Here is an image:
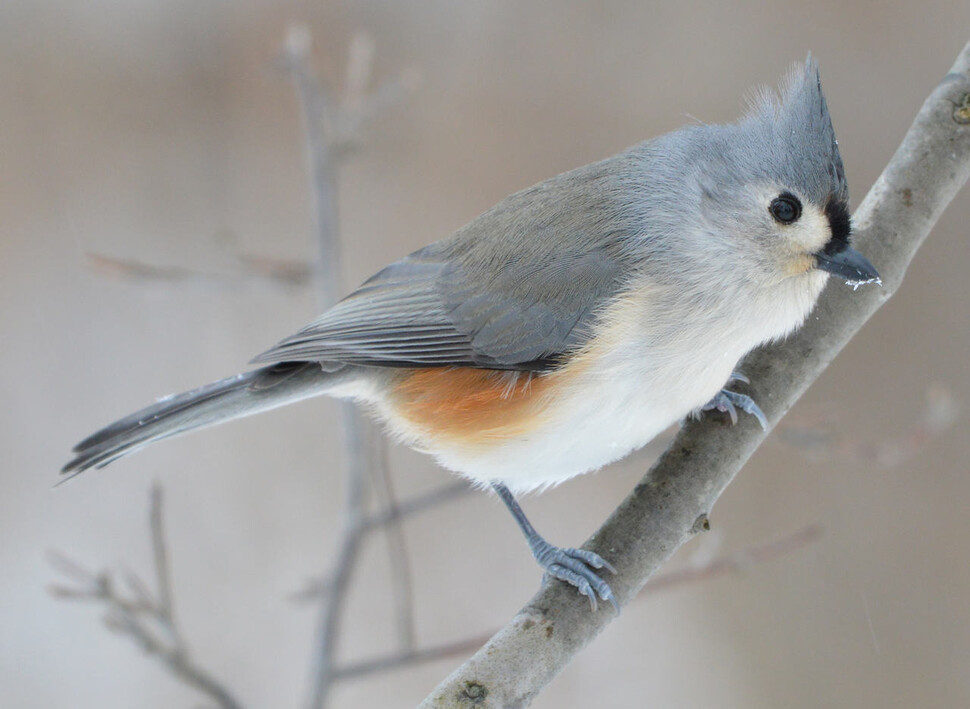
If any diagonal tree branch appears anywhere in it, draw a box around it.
[419,40,970,709]
[325,524,823,682]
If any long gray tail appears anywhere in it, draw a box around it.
[62,362,344,478]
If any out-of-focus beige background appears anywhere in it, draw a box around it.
[3,2,969,707]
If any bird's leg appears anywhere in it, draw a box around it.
[491,482,618,613]
[702,372,768,430]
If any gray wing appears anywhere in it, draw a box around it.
[253,152,643,370]
[253,249,490,367]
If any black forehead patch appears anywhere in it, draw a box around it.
[822,199,851,255]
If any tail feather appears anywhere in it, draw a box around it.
[62,362,342,477]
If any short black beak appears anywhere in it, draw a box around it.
[815,246,880,285]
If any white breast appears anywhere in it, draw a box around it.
[423,271,828,493]
[340,271,828,494]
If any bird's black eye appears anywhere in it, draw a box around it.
[769,193,802,224]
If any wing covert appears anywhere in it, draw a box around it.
[253,152,640,370]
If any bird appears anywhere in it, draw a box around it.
[63,56,879,612]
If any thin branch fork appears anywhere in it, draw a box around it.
[311,524,824,682]
[51,501,821,693]
[279,26,422,709]
[49,485,243,709]
[56,27,428,709]
[419,40,970,709]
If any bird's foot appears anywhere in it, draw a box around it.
[703,387,768,430]
[530,538,618,613]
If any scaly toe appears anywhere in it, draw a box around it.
[536,544,619,614]
[546,564,598,611]
[723,390,768,430]
[563,547,618,575]
[703,388,767,430]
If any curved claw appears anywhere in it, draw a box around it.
[567,547,618,575]
[702,389,767,431]
[546,564,598,611]
[703,390,738,424]
[724,390,769,430]
[534,542,619,614]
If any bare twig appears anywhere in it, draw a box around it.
[52,490,818,699]
[306,414,366,708]
[150,486,174,619]
[331,31,422,156]
[361,480,472,532]
[642,525,822,594]
[70,27,428,709]
[367,443,418,651]
[419,40,970,709]
[316,525,824,682]
[775,383,959,466]
[86,250,313,288]
[279,26,420,709]
[282,27,369,708]
[333,636,492,681]
[49,485,244,709]
[291,480,471,603]
[281,25,342,307]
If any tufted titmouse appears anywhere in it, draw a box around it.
[63,57,878,611]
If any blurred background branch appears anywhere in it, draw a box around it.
[49,486,244,709]
[274,27,423,709]
[49,494,824,689]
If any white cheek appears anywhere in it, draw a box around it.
[788,203,830,254]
